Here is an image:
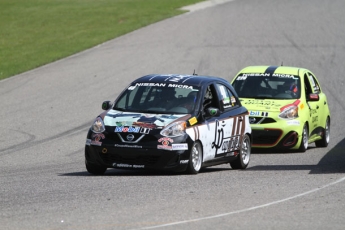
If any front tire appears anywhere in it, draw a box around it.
[298,123,309,152]
[230,134,251,169]
[315,117,330,147]
[186,142,203,174]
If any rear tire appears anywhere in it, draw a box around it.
[186,142,203,174]
[298,123,308,152]
[230,134,251,169]
[315,117,330,147]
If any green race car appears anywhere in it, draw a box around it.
[231,65,330,152]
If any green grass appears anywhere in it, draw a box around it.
[0,0,204,80]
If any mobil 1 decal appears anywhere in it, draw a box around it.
[212,116,245,156]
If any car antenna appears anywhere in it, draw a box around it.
[193,69,198,75]
[281,61,284,66]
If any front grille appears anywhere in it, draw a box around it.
[100,152,160,165]
[249,117,276,124]
[253,129,282,145]
[106,132,157,143]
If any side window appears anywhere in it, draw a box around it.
[216,83,239,111]
[304,74,313,95]
[203,84,219,110]
[116,86,140,108]
[307,73,321,94]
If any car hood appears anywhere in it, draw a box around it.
[239,98,302,113]
[103,109,190,129]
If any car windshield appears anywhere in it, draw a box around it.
[232,74,301,99]
[113,83,200,114]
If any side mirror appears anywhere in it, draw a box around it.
[102,101,112,110]
[307,93,319,101]
[206,107,220,117]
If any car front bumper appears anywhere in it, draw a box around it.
[85,142,191,172]
[250,120,303,150]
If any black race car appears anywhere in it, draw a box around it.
[85,74,252,174]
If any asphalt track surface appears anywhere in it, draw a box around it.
[1,0,345,229]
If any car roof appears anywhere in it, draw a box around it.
[132,74,230,87]
[236,65,309,76]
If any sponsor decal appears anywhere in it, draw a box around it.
[250,111,268,116]
[139,127,152,134]
[172,143,188,150]
[250,111,260,116]
[222,96,233,109]
[114,125,152,134]
[91,141,102,146]
[287,120,300,126]
[236,75,248,80]
[300,103,304,110]
[158,137,173,145]
[157,145,172,150]
[131,82,194,90]
[113,163,145,168]
[189,117,198,126]
[231,96,236,104]
[212,116,245,155]
[240,73,294,78]
[242,73,270,77]
[167,84,194,90]
[157,137,174,150]
[312,116,318,123]
[180,160,189,164]
[272,74,294,78]
[221,135,241,153]
[91,133,105,146]
[92,133,105,141]
[244,99,281,107]
[167,75,188,82]
[115,126,140,133]
[104,112,185,130]
[135,83,166,87]
[115,144,142,148]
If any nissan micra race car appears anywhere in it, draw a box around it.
[231,66,330,152]
[85,74,252,175]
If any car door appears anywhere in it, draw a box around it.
[195,83,248,162]
[304,72,324,138]
[215,83,249,154]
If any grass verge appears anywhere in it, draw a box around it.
[0,0,204,80]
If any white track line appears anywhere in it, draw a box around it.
[137,176,345,229]
[181,0,235,12]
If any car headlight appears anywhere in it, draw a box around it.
[91,117,105,133]
[279,105,298,119]
[160,121,186,137]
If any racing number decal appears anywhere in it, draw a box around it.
[212,116,245,156]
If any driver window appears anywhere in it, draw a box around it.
[203,84,219,110]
